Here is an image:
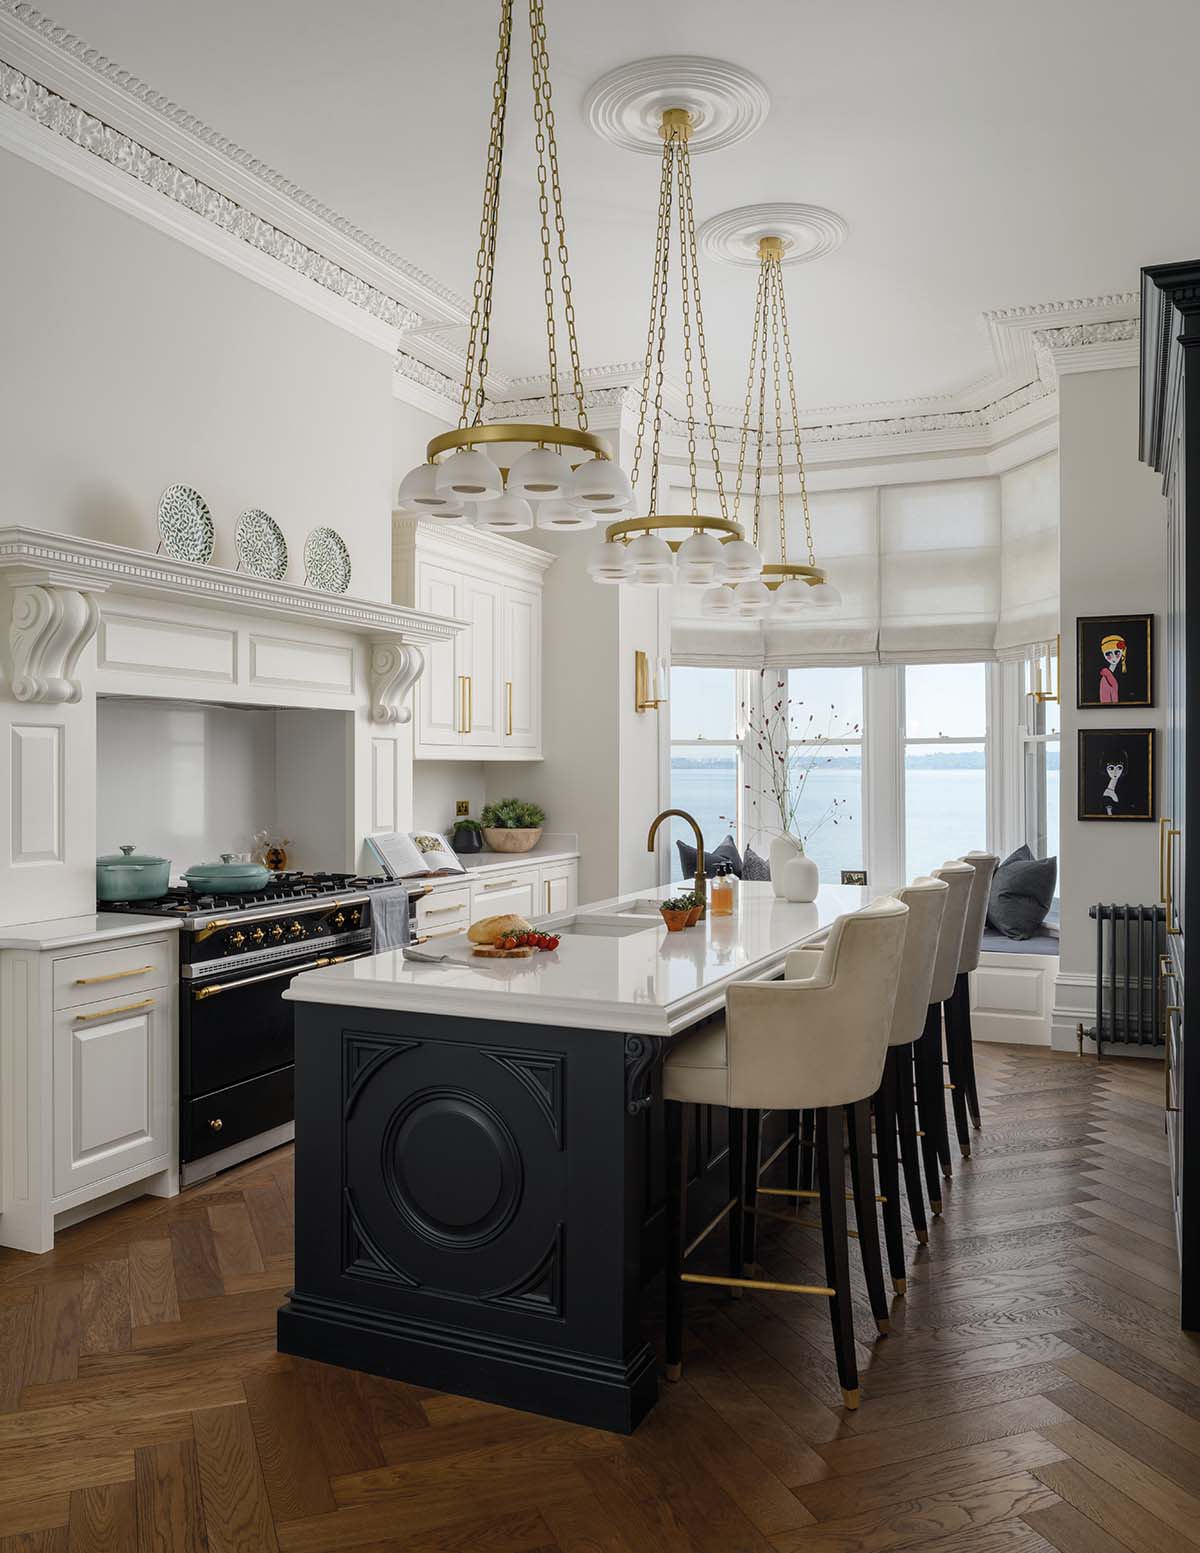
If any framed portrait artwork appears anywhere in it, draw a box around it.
[1076,614,1154,708]
[1077,728,1155,822]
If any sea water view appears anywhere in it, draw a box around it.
[669,754,1060,884]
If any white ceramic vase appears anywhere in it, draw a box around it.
[781,852,820,903]
[768,833,805,899]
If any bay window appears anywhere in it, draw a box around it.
[902,662,989,878]
[1020,658,1060,863]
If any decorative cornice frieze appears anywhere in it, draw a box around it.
[0,0,465,326]
[0,54,423,332]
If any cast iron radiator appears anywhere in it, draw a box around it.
[1084,903,1166,1056]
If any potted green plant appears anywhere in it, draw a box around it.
[660,897,691,932]
[480,798,546,854]
[450,817,483,855]
[680,890,704,926]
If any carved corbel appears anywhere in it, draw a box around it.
[6,580,105,704]
[369,640,424,725]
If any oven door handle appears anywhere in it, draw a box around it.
[191,951,368,1000]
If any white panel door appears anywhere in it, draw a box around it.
[502,584,541,752]
[53,994,170,1197]
[470,872,539,922]
[539,861,578,916]
[461,577,503,749]
[417,563,463,748]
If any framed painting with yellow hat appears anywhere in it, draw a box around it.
[1076,614,1154,709]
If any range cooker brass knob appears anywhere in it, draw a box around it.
[349,909,361,927]
[270,924,284,942]
[332,911,345,928]
[229,930,246,950]
[251,927,265,945]
[289,920,305,938]
[209,1118,223,1132]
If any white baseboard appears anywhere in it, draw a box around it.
[1051,968,1162,1057]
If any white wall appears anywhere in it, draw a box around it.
[1,149,394,599]
[1054,367,1168,1050]
[413,761,487,833]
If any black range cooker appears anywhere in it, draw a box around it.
[105,872,423,1184]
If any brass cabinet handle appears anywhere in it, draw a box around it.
[481,878,519,891]
[209,1118,224,1132]
[506,680,513,737]
[466,674,473,734]
[192,952,366,999]
[74,964,154,986]
[1166,1053,1180,1115]
[1159,817,1170,904]
[423,904,464,917]
[74,997,154,1022]
[1165,826,1183,936]
[457,675,466,734]
[545,880,551,913]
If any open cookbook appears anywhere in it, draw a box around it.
[365,831,466,880]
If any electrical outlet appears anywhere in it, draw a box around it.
[455,799,471,817]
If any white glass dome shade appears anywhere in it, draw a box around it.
[435,447,504,503]
[719,538,764,581]
[397,462,457,512]
[676,530,726,585]
[473,494,534,532]
[509,446,569,499]
[733,579,771,619]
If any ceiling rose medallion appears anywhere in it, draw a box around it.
[697,202,848,268]
[583,56,769,155]
[397,0,632,535]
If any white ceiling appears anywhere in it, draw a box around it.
[40,0,1200,408]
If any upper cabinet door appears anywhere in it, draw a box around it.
[503,584,541,752]
[461,576,503,749]
[417,563,463,747]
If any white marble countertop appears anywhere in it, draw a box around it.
[0,913,181,951]
[284,880,870,1036]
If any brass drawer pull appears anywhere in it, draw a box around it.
[506,679,513,737]
[74,964,154,986]
[481,878,519,890]
[74,997,154,1022]
[423,904,464,917]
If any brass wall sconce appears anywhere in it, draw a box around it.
[1029,633,1061,704]
[635,651,668,713]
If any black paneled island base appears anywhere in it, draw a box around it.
[278,883,863,1431]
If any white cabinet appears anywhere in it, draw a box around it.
[0,929,178,1254]
[54,992,170,1197]
[394,521,553,761]
[539,860,578,916]
[470,871,540,923]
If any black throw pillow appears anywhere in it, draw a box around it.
[677,833,743,879]
[987,845,1057,940]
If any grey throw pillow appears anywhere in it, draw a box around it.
[677,833,742,879]
[742,845,771,881]
[987,845,1057,940]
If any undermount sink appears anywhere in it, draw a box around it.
[611,899,666,917]
[559,914,660,938]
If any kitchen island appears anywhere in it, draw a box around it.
[279,880,867,1431]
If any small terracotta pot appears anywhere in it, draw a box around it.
[685,905,703,926]
[661,908,690,933]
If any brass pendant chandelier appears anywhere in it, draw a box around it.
[701,235,841,620]
[397,0,632,535]
[588,109,762,586]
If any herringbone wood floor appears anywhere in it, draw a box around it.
[0,1044,1197,1552]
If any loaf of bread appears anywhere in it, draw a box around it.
[467,913,532,946]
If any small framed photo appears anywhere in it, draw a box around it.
[1076,614,1154,708]
[1077,728,1155,822]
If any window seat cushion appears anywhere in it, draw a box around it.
[980,924,1059,956]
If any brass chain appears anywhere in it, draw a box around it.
[527,1,559,423]
[648,143,674,517]
[775,254,816,567]
[733,261,767,529]
[679,139,727,519]
[674,126,699,511]
[460,0,512,429]
[768,259,788,564]
[529,0,587,427]
[629,135,673,514]
[753,278,768,549]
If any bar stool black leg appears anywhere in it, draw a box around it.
[955,973,983,1129]
[816,1107,860,1408]
[799,1109,816,1192]
[915,1004,950,1212]
[895,1042,930,1244]
[785,1108,801,1194]
[873,1051,908,1294]
[847,1098,890,1333]
[742,1108,763,1268]
[728,1108,746,1286]
[664,1099,687,1381]
[944,995,972,1158]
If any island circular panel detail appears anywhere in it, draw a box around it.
[583,55,770,155]
[697,202,849,268]
[383,1090,523,1250]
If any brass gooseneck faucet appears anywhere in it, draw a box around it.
[647,809,706,917]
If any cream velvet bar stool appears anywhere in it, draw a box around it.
[944,851,999,1146]
[915,860,975,1213]
[662,896,909,1410]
